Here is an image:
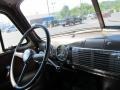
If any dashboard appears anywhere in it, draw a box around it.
[56,45,120,78]
[51,33,120,79]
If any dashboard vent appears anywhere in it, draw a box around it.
[72,47,120,74]
[93,52,110,71]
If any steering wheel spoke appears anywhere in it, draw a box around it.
[17,64,27,84]
[14,52,23,59]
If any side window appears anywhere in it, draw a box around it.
[0,14,26,52]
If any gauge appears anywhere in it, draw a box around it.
[56,45,68,61]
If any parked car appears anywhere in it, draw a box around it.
[42,21,49,27]
[4,25,17,33]
[87,13,97,19]
[61,18,74,27]
[61,17,82,27]
[73,16,82,24]
[41,20,59,28]
[49,20,60,27]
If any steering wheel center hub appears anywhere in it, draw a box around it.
[23,49,33,62]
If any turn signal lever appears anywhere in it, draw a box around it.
[33,52,60,71]
[48,59,61,70]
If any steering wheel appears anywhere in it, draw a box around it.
[10,25,51,89]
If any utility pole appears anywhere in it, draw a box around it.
[51,2,55,13]
[46,0,50,16]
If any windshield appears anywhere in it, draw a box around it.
[20,0,101,37]
[98,0,120,27]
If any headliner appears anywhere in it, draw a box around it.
[0,0,23,7]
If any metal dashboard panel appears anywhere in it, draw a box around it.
[83,34,120,50]
[105,35,120,50]
[84,38,105,49]
[70,34,120,79]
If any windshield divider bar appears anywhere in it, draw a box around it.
[92,0,105,30]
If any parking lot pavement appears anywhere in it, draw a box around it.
[48,19,100,36]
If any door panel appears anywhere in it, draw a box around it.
[0,52,13,83]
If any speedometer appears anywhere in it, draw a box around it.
[56,45,68,61]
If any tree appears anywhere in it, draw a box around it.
[70,7,80,17]
[79,3,94,16]
[100,1,114,11]
[54,0,120,20]
[60,5,70,18]
[70,3,94,17]
[113,0,120,12]
[100,0,120,12]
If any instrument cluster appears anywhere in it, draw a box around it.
[56,45,69,61]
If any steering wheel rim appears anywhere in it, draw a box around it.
[10,25,51,89]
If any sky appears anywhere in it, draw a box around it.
[20,0,115,16]
[21,0,113,16]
